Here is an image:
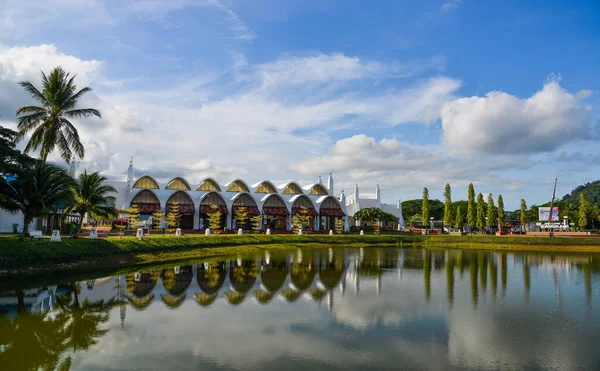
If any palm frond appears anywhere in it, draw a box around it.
[64,107,102,119]
[15,105,46,115]
[62,86,93,111]
[18,81,48,106]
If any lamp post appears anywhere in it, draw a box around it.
[485,217,489,234]
[430,217,434,230]
[563,216,568,231]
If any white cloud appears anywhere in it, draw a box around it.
[441,0,463,12]
[576,89,594,100]
[440,81,591,154]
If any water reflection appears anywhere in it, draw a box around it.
[1,247,599,371]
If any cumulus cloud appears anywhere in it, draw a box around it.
[440,81,591,154]
[441,0,463,12]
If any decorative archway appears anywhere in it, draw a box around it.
[291,195,318,230]
[280,182,303,195]
[318,196,346,231]
[231,193,259,230]
[165,177,191,190]
[133,175,159,189]
[253,181,277,194]
[166,191,195,229]
[261,194,289,230]
[225,179,250,193]
[307,183,329,196]
[197,178,221,192]
[130,189,161,214]
[198,191,227,230]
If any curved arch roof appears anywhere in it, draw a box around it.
[303,183,329,195]
[131,189,161,204]
[278,181,304,195]
[133,175,160,189]
[165,177,191,190]
[197,178,221,192]
[289,194,316,209]
[224,179,250,193]
[251,180,278,194]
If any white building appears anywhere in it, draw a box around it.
[0,159,405,233]
[344,183,406,229]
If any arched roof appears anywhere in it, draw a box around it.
[126,273,158,298]
[316,195,345,216]
[224,179,250,193]
[319,263,344,289]
[290,263,317,291]
[252,180,278,194]
[194,293,218,307]
[133,175,159,189]
[130,189,161,205]
[260,261,288,292]
[304,183,329,196]
[290,194,316,210]
[127,294,155,311]
[225,291,246,306]
[231,192,258,207]
[261,193,287,207]
[166,190,194,205]
[165,177,191,190]
[199,191,227,205]
[230,261,258,294]
[162,266,193,296]
[197,178,221,192]
[161,293,187,309]
[196,262,227,295]
[253,291,275,305]
[279,181,304,195]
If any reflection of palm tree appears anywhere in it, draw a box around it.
[56,291,114,352]
[0,303,69,370]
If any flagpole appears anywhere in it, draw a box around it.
[549,174,558,237]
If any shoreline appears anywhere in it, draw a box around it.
[2,234,600,276]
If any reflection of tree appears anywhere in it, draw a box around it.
[423,250,432,302]
[290,261,316,291]
[224,291,246,305]
[489,258,498,298]
[523,254,530,302]
[194,293,218,307]
[500,253,508,296]
[253,291,275,305]
[445,253,455,306]
[582,263,592,307]
[230,260,259,294]
[0,306,69,371]
[470,255,479,309]
[478,252,488,293]
[281,289,302,302]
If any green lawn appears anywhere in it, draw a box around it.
[2,233,600,273]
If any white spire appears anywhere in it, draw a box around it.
[127,156,134,183]
[354,183,359,201]
[376,183,380,201]
[327,173,334,195]
[68,160,77,178]
[339,187,346,203]
[318,175,323,184]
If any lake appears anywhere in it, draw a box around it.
[1,246,599,371]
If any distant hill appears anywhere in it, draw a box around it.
[562,180,600,205]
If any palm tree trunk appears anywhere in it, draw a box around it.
[20,216,31,241]
[73,214,85,238]
[16,290,25,312]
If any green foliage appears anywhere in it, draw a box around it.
[152,211,165,230]
[402,199,444,221]
[207,204,222,232]
[335,218,343,234]
[443,183,452,226]
[373,218,381,235]
[15,66,101,163]
[250,215,261,233]
[66,171,117,237]
[234,207,249,230]
[0,161,74,240]
[497,195,505,228]
[454,205,463,229]
[0,125,34,175]
[579,193,588,229]
[476,193,485,229]
[520,199,527,226]
[165,204,181,233]
[353,207,396,224]
[127,206,140,230]
[467,183,475,227]
[422,188,430,228]
[292,206,311,233]
[487,194,496,227]
[562,180,600,206]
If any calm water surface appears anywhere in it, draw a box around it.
[1,246,599,371]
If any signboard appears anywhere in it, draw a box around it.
[538,207,559,222]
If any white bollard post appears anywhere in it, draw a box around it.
[298,229,304,235]
[89,227,98,239]
[360,230,364,236]
[51,230,61,242]
[238,228,243,235]
[136,228,144,239]
[175,228,182,236]
[266,228,271,235]
[205,228,211,236]
[329,230,333,235]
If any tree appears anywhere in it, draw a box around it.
[207,204,222,232]
[454,205,463,229]
[487,193,496,229]
[152,211,165,231]
[165,204,181,233]
[476,193,485,230]
[66,171,117,238]
[467,183,475,227]
[0,125,34,176]
[373,218,381,235]
[520,199,528,231]
[15,67,102,163]
[250,215,261,233]
[0,161,74,240]
[497,195,505,230]
[127,205,140,230]
[234,207,249,230]
[443,183,452,226]
[422,187,430,229]
[292,206,312,233]
[354,207,397,226]
[335,218,343,234]
[401,199,444,221]
[579,193,588,229]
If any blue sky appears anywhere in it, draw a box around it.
[0,0,599,209]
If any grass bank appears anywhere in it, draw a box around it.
[0,234,424,272]
[425,235,600,252]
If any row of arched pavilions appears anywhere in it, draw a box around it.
[125,175,348,230]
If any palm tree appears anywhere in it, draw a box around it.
[0,161,74,240]
[15,66,101,163]
[67,171,117,238]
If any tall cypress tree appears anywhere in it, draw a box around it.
[487,193,496,229]
[443,183,452,226]
[497,195,505,230]
[454,205,463,229]
[467,183,475,227]
[579,193,588,229]
[476,193,485,230]
[520,199,527,231]
[422,187,430,229]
